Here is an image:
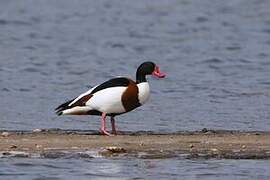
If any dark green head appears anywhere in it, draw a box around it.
[136,61,166,83]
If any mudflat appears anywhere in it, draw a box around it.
[1,129,270,159]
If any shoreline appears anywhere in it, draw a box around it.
[1,129,270,159]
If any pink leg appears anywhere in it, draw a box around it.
[111,116,117,135]
[100,113,112,136]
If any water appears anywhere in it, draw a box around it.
[1,157,269,180]
[1,0,270,131]
[0,0,270,179]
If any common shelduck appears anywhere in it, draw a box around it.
[55,61,166,136]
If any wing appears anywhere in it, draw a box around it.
[55,77,130,113]
[69,77,130,106]
[55,85,97,114]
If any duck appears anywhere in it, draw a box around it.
[55,61,166,136]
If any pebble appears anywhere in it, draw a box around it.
[33,129,42,133]
[189,144,194,148]
[105,146,126,153]
[1,132,10,137]
[99,146,126,156]
[9,145,17,149]
[35,144,42,149]
[211,148,219,153]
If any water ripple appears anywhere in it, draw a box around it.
[0,19,32,26]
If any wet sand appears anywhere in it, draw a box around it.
[1,129,270,159]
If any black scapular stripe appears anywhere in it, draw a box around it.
[91,77,130,94]
[55,98,75,111]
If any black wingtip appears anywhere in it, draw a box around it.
[55,106,64,116]
[56,111,63,116]
[55,98,75,115]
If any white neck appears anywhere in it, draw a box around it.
[137,82,150,105]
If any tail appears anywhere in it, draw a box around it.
[55,99,75,116]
